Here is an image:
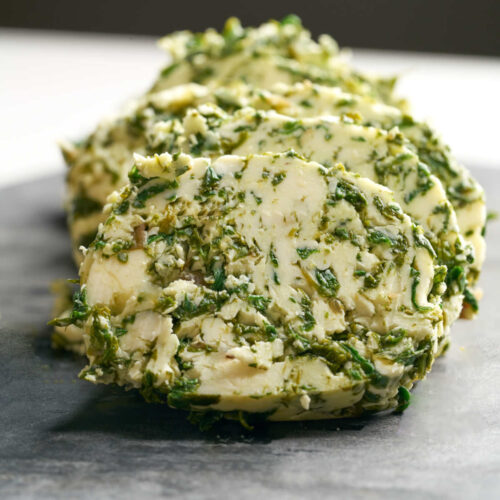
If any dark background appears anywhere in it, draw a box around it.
[1,0,499,56]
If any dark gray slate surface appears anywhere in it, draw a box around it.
[1,170,499,500]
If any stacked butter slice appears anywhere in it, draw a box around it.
[53,16,485,424]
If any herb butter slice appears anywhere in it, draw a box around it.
[58,98,470,353]
[241,81,486,281]
[61,152,444,421]
[61,84,206,261]
[148,106,471,339]
[151,17,404,110]
[62,81,483,293]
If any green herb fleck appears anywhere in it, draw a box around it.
[247,295,271,313]
[395,386,411,413]
[271,171,287,186]
[296,247,319,259]
[314,267,340,297]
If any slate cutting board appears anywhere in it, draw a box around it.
[1,170,499,499]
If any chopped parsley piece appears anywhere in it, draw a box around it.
[269,245,279,267]
[212,264,226,292]
[128,165,149,187]
[160,62,180,78]
[332,180,367,212]
[247,294,271,313]
[133,180,178,208]
[296,247,319,259]
[463,287,479,313]
[271,171,287,185]
[368,230,395,246]
[395,386,411,413]
[49,288,90,327]
[113,200,129,215]
[202,165,221,194]
[167,377,201,410]
[279,120,305,135]
[280,14,302,25]
[314,267,340,297]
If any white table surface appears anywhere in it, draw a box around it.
[1,28,500,189]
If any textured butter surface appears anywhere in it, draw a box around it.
[64,153,445,420]
[151,17,402,108]
[52,16,487,424]
[60,92,478,354]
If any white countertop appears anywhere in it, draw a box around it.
[1,28,500,188]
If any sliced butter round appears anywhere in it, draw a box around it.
[73,153,444,421]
